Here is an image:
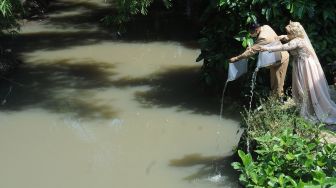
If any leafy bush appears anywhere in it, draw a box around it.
[21,0,50,18]
[233,97,336,187]
[242,97,312,139]
[102,0,172,26]
[0,0,22,34]
[232,132,336,187]
[0,0,24,74]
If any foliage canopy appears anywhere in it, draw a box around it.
[198,0,336,89]
[0,0,22,34]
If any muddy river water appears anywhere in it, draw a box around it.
[0,1,242,187]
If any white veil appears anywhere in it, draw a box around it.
[296,22,321,66]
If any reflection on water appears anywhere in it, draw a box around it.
[0,0,242,188]
[170,154,240,187]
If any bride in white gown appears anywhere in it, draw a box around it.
[260,21,336,124]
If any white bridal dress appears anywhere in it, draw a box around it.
[266,37,336,124]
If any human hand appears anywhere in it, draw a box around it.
[259,46,268,52]
[278,35,289,42]
[229,57,238,63]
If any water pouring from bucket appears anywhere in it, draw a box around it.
[247,42,282,110]
[220,42,282,119]
[219,59,248,120]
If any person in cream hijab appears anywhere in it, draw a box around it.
[260,21,336,124]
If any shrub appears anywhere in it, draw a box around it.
[0,0,22,34]
[232,132,336,187]
[102,0,172,26]
[232,97,336,187]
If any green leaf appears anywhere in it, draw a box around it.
[303,185,323,188]
[297,6,304,18]
[238,150,253,167]
[278,174,285,186]
[242,40,247,48]
[286,3,291,10]
[285,153,295,160]
[304,159,314,168]
[267,180,276,187]
[324,177,336,186]
[307,143,316,150]
[265,9,271,21]
[272,145,284,152]
[239,174,248,184]
[219,0,226,7]
[317,160,327,167]
[285,176,297,187]
[250,171,259,184]
[234,36,244,41]
[255,149,267,154]
[196,53,204,62]
[312,169,326,183]
[247,39,254,47]
[231,162,242,170]
[297,180,305,188]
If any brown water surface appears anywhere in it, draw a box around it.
[0,1,242,187]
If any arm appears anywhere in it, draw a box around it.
[277,35,289,42]
[229,44,261,62]
[236,44,260,60]
[264,39,301,52]
[230,36,269,62]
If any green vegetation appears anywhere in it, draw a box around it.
[0,0,22,34]
[232,98,336,187]
[0,0,23,74]
[102,0,172,26]
[0,0,50,35]
[197,0,336,93]
[106,0,336,99]
[234,141,336,187]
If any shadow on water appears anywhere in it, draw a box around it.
[111,66,242,120]
[44,0,201,41]
[169,154,240,187]
[0,59,118,120]
[43,1,115,30]
[0,0,241,120]
[0,63,241,120]
[1,1,110,52]
[4,0,200,53]
[8,31,113,52]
